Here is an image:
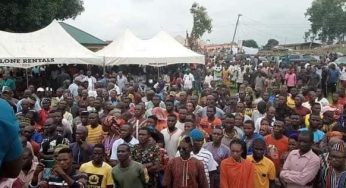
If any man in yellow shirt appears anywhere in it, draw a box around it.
[287,87,298,109]
[86,112,103,145]
[80,144,114,188]
[247,138,276,188]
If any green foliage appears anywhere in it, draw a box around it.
[0,0,84,32]
[305,0,346,43]
[190,2,212,40]
[242,39,259,48]
[263,39,279,50]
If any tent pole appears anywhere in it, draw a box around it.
[103,57,106,75]
[157,66,159,80]
[26,68,29,88]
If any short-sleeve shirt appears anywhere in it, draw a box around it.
[264,135,288,171]
[79,161,114,188]
[0,99,22,168]
[161,128,183,158]
[247,156,276,188]
[110,137,139,160]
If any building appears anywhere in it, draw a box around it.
[59,22,108,52]
[276,42,322,50]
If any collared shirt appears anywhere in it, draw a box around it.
[19,162,38,188]
[247,156,276,188]
[280,149,321,188]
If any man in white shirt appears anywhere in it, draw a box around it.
[85,71,96,92]
[116,71,128,93]
[161,114,183,158]
[110,124,139,162]
[68,77,81,97]
[183,69,195,90]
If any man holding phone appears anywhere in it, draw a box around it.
[30,148,87,188]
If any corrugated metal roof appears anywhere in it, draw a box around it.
[59,22,107,45]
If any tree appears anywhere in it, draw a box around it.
[187,2,212,50]
[305,0,346,43]
[242,39,259,48]
[263,39,279,50]
[0,0,84,32]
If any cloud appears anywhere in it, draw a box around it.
[66,0,314,45]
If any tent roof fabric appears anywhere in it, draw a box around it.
[0,20,102,68]
[59,22,107,45]
[97,30,205,67]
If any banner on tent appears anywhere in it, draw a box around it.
[0,58,55,64]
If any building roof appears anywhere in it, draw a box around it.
[59,22,107,46]
[279,42,322,47]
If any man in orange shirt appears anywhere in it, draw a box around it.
[264,120,288,174]
[199,106,222,139]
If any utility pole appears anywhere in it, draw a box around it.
[231,14,242,54]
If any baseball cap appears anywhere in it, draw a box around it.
[37,87,45,92]
[2,86,11,93]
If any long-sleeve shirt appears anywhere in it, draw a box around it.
[280,149,320,188]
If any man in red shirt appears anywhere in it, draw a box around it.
[199,106,222,139]
[264,120,288,174]
[294,95,311,118]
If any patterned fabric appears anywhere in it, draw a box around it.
[323,166,346,188]
[132,144,161,188]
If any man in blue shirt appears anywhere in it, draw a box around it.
[0,98,23,178]
[243,120,263,155]
[299,114,325,144]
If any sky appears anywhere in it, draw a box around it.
[65,0,314,46]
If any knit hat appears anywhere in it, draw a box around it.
[189,128,204,141]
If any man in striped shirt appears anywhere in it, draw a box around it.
[189,129,218,188]
[86,112,103,145]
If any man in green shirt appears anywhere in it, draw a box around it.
[0,73,16,91]
[112,143,148,188]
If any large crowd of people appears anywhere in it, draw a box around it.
[1,53,346,188]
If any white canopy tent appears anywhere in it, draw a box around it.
[0,20,103,68]
[242,47,259,55]
[97,30,205,67]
